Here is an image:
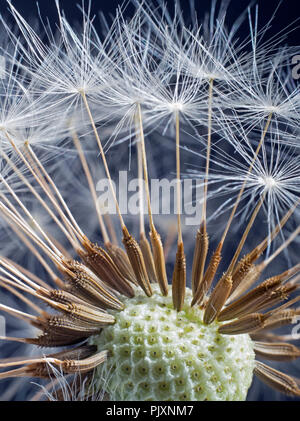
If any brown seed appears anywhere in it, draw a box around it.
[0,345,99,378]
[27,333,85,348]
[218,313,266,335]
[105,242,137,285]
[140,232,157,283]
[172,241,186,312]
[41,275,124,311]
[203,273,232,324]
[191,224,209,296]
[218,277,283,322]
[250,284,297,315]
[231,255,255,295]
[227,263,263,303]
[191,243,222,306]
[47,300,115,326]
[122,226,152,297]
[31,314,103,342]
[149,227,168,296]
[58,351,108,374]
[254,341,300,361]
[258,309,300,332]
[254,361,300,397]
[79,241,135,298]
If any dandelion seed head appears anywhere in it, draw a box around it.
[0,0,299,403]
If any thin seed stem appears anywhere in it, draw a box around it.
[0,187,59,284]
[1,147,79,250]
[191,80,214,298]
[262,225,300,269]
[81,91,125,228]
[4,133,80,245]
[175,110,182,245]
[0,187,62,260]
[71,130,109,244]
[228,191,266,274]
[136,126,145,237]
[220,112,273,246]
[0,200,63,268]
[136,103,154,230]
[135,114,157,283]
[201,77,214,231]
[25,141,86,240]
[2,256,54,289]
[136,103,168,295]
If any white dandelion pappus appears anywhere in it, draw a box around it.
[4,0,121,132]
[186,124,300,250]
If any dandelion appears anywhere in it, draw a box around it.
[0,0,300,402]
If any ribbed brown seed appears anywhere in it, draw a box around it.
[218,277,283,322]
[27,334,85,348]
[140,232,157,283]
[218,313,266,335]
[231,256,255,295]
[80,241,135,298]
[251,284,297,315]
[172,242,186,312]
[230,243,264,295]
[62,259,121,296]
[191,243,222,307]
[257,309,300,332]
[40,282,123,312]
[58,351,108,374]
[8,315,88,348]
[64,281,122,311]
[35,351,108,377]
[0,345,98,379]
[48,301,115,326]
[70,271,124,309]
[254,341,300,361]
[250,332,300,342]
[191,224,209,297]
[47,316,102,335]
[0,345,96,367]
[122,226,152,297]
[227,263,263,303]
[254,361,300,397]
[150,227,168,296]
[38,288,88,306]
[52,345,98,359]
[203,273,232,324]
[31,314,102,339]
[105,242,137,285]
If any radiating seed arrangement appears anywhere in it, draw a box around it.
[0,0,300,401]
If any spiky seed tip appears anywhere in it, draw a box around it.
[90,285,255,401]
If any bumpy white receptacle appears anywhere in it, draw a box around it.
[90,285,255,401]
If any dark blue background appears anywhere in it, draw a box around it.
[0,0,299,46]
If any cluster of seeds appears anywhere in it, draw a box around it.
[0,0,300,402]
